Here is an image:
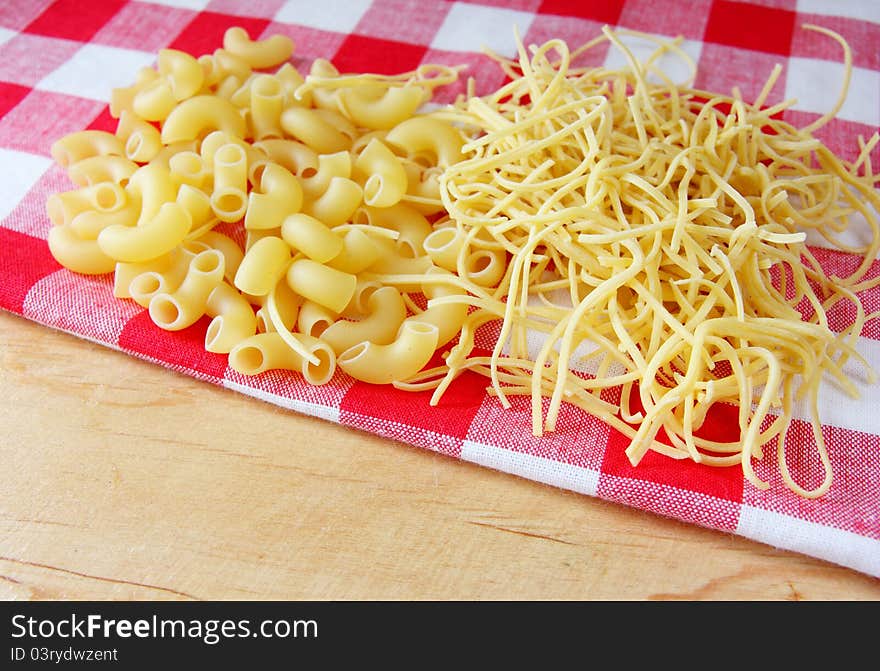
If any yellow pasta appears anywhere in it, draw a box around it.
[286,259,356,314]
[280,213,343,263]
[354,138,408,208]
[148,249,225,330]
[234,235,291,297]
[337,320,439,385]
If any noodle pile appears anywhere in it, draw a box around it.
[409,26,879,497]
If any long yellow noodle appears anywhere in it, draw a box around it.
[430,26,880,498]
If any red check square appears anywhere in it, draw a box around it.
[0,82,30,119]
[24,0,127,43]
[0,227,61,313]
[538,0,625,26]
[332,34,427,76]
[704,0,795,56]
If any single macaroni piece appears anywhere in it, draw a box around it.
[149,249,225,330]
[168,151,210,189]
[244,162,303,231]
[384,116,465,167]
[196,230,245,283]
[204,281,258,353]
[176,183,215,235]
[157,48,205,101]
[125,246,194,307]
[113,250,179,299]
[161,94,247,144]
[116,111,163,163]
[223,26,294,70]
[67,155,138,187]
[210,143,249,222]
[321,286,407,355]
[148,140,200,170]
[132,78,177,122]
[251,138,318,179]
[356,203,432,258]
[423,226,463,272]
[97,201,192,263]
[280,106,351,154]
[337,84,426,131]
[249,74,284,140]
[229,332,336,385]
[401,161,444,215]
[354,138,408,208]
[69,194,140,240]
[286,258,356,314]
[280,213,343,263]
[302,176,362,227]
[125,163,177,227]
[337,320,439,384]
[299,151,351,200]
[275,62,311,107]
[234,235,291,296]
[48,224,116,275]
[325,227,383,274]
[50,130,125,168]
[296,300,336,338]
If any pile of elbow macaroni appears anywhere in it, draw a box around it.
[47,27,473,387]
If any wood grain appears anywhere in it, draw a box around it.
[1,310,878,601]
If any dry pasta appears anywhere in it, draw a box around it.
[42,25,879,499]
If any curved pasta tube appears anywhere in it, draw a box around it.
[46,182,128,227]
[157,48,205,101]
[125,163,177,226]
[98,201,192,263]
[337,320,439,384]
[48,225,116,275]
[423,226,463,271]
[354,138,407,208]
[244,162,303,231]
[463,248,507,288]
[196,230,244,283]
[148,249,225,331]
[249,74,284,140]
[161,95,247,144]
[50,130,125,168]
[234,235,291,297]
[286,258,356,314]
[148,140,200,170]
[168,151,210,189]
[303,176,362,227]
[326,227,383,274]
[321,286,407,355]
[299,150,351,200]
[125,246,193,306]
[132,78,176,122]
[210,143,248,222]
[384,116,465,167]
[251,138,318,180]
[223,26,294,70]
[281,213,343,263]
[356,202,432,258]
[229,332,336,385]
[67,156,138,187]
[367,239,434,277]
[204,281,258,353]
[176,183,214,234]
[409,270,469,348]
[337,84,426,130]
[116,111,162,163]
[296,300,336,338]
[280,106,351,154]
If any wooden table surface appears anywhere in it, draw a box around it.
[1,309,878,601]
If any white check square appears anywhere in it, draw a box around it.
[796,0,880,25]
[0,148,53,224]
[431,2,536,58]
[35,43,156,102]
[274,0,373,34]
[0,27,15,48]
[785,57,880,127]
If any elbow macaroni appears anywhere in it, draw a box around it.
[45,26,467,391]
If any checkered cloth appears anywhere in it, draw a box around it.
[1,0,878,578]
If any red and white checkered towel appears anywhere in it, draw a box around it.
[1,0,878,578]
